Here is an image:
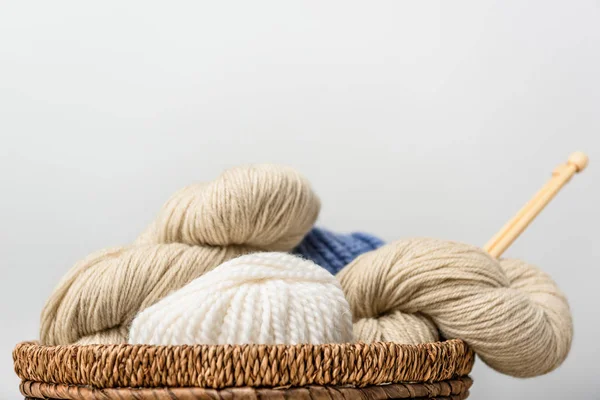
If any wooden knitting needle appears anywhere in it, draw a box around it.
[484,151,588,258]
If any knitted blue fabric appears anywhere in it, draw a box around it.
[293,227,385,275]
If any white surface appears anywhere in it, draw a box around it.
[1,1,598,398]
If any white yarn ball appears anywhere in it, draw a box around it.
[129,252,354,345]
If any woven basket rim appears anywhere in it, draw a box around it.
[14,339,474,390]
[20,377,473,400]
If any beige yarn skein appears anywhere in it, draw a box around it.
[40,164,320,345]
[337,238,573,378]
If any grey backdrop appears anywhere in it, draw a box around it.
[1,1,599,398]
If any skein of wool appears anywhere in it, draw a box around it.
[337,238,573,378]
[129,253,354,345]
[40,164,320,345]
[294,227,384,274]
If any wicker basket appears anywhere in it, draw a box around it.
[13,339,474,399]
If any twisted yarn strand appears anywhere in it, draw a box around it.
[294,227,384,274]
[40,164,320,345]
[337,238,573,377]
[129,252,354,345]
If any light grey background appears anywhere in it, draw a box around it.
[1,1,599,398]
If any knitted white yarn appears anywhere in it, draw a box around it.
[128,252,354,345]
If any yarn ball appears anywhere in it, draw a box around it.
[294,227,384,274]
[337,238,573,378]
[40,164,320,345]
[129,253,354,345]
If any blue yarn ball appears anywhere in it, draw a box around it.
[293,227,384,275]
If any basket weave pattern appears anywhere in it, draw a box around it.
[14,339,474,399]
[20,378,473,400]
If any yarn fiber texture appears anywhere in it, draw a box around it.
[294,227,384,274]
[337,237,573,378]
[40,164,320,345]
[129,252,354,345]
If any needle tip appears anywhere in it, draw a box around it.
[568,152,589,172]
